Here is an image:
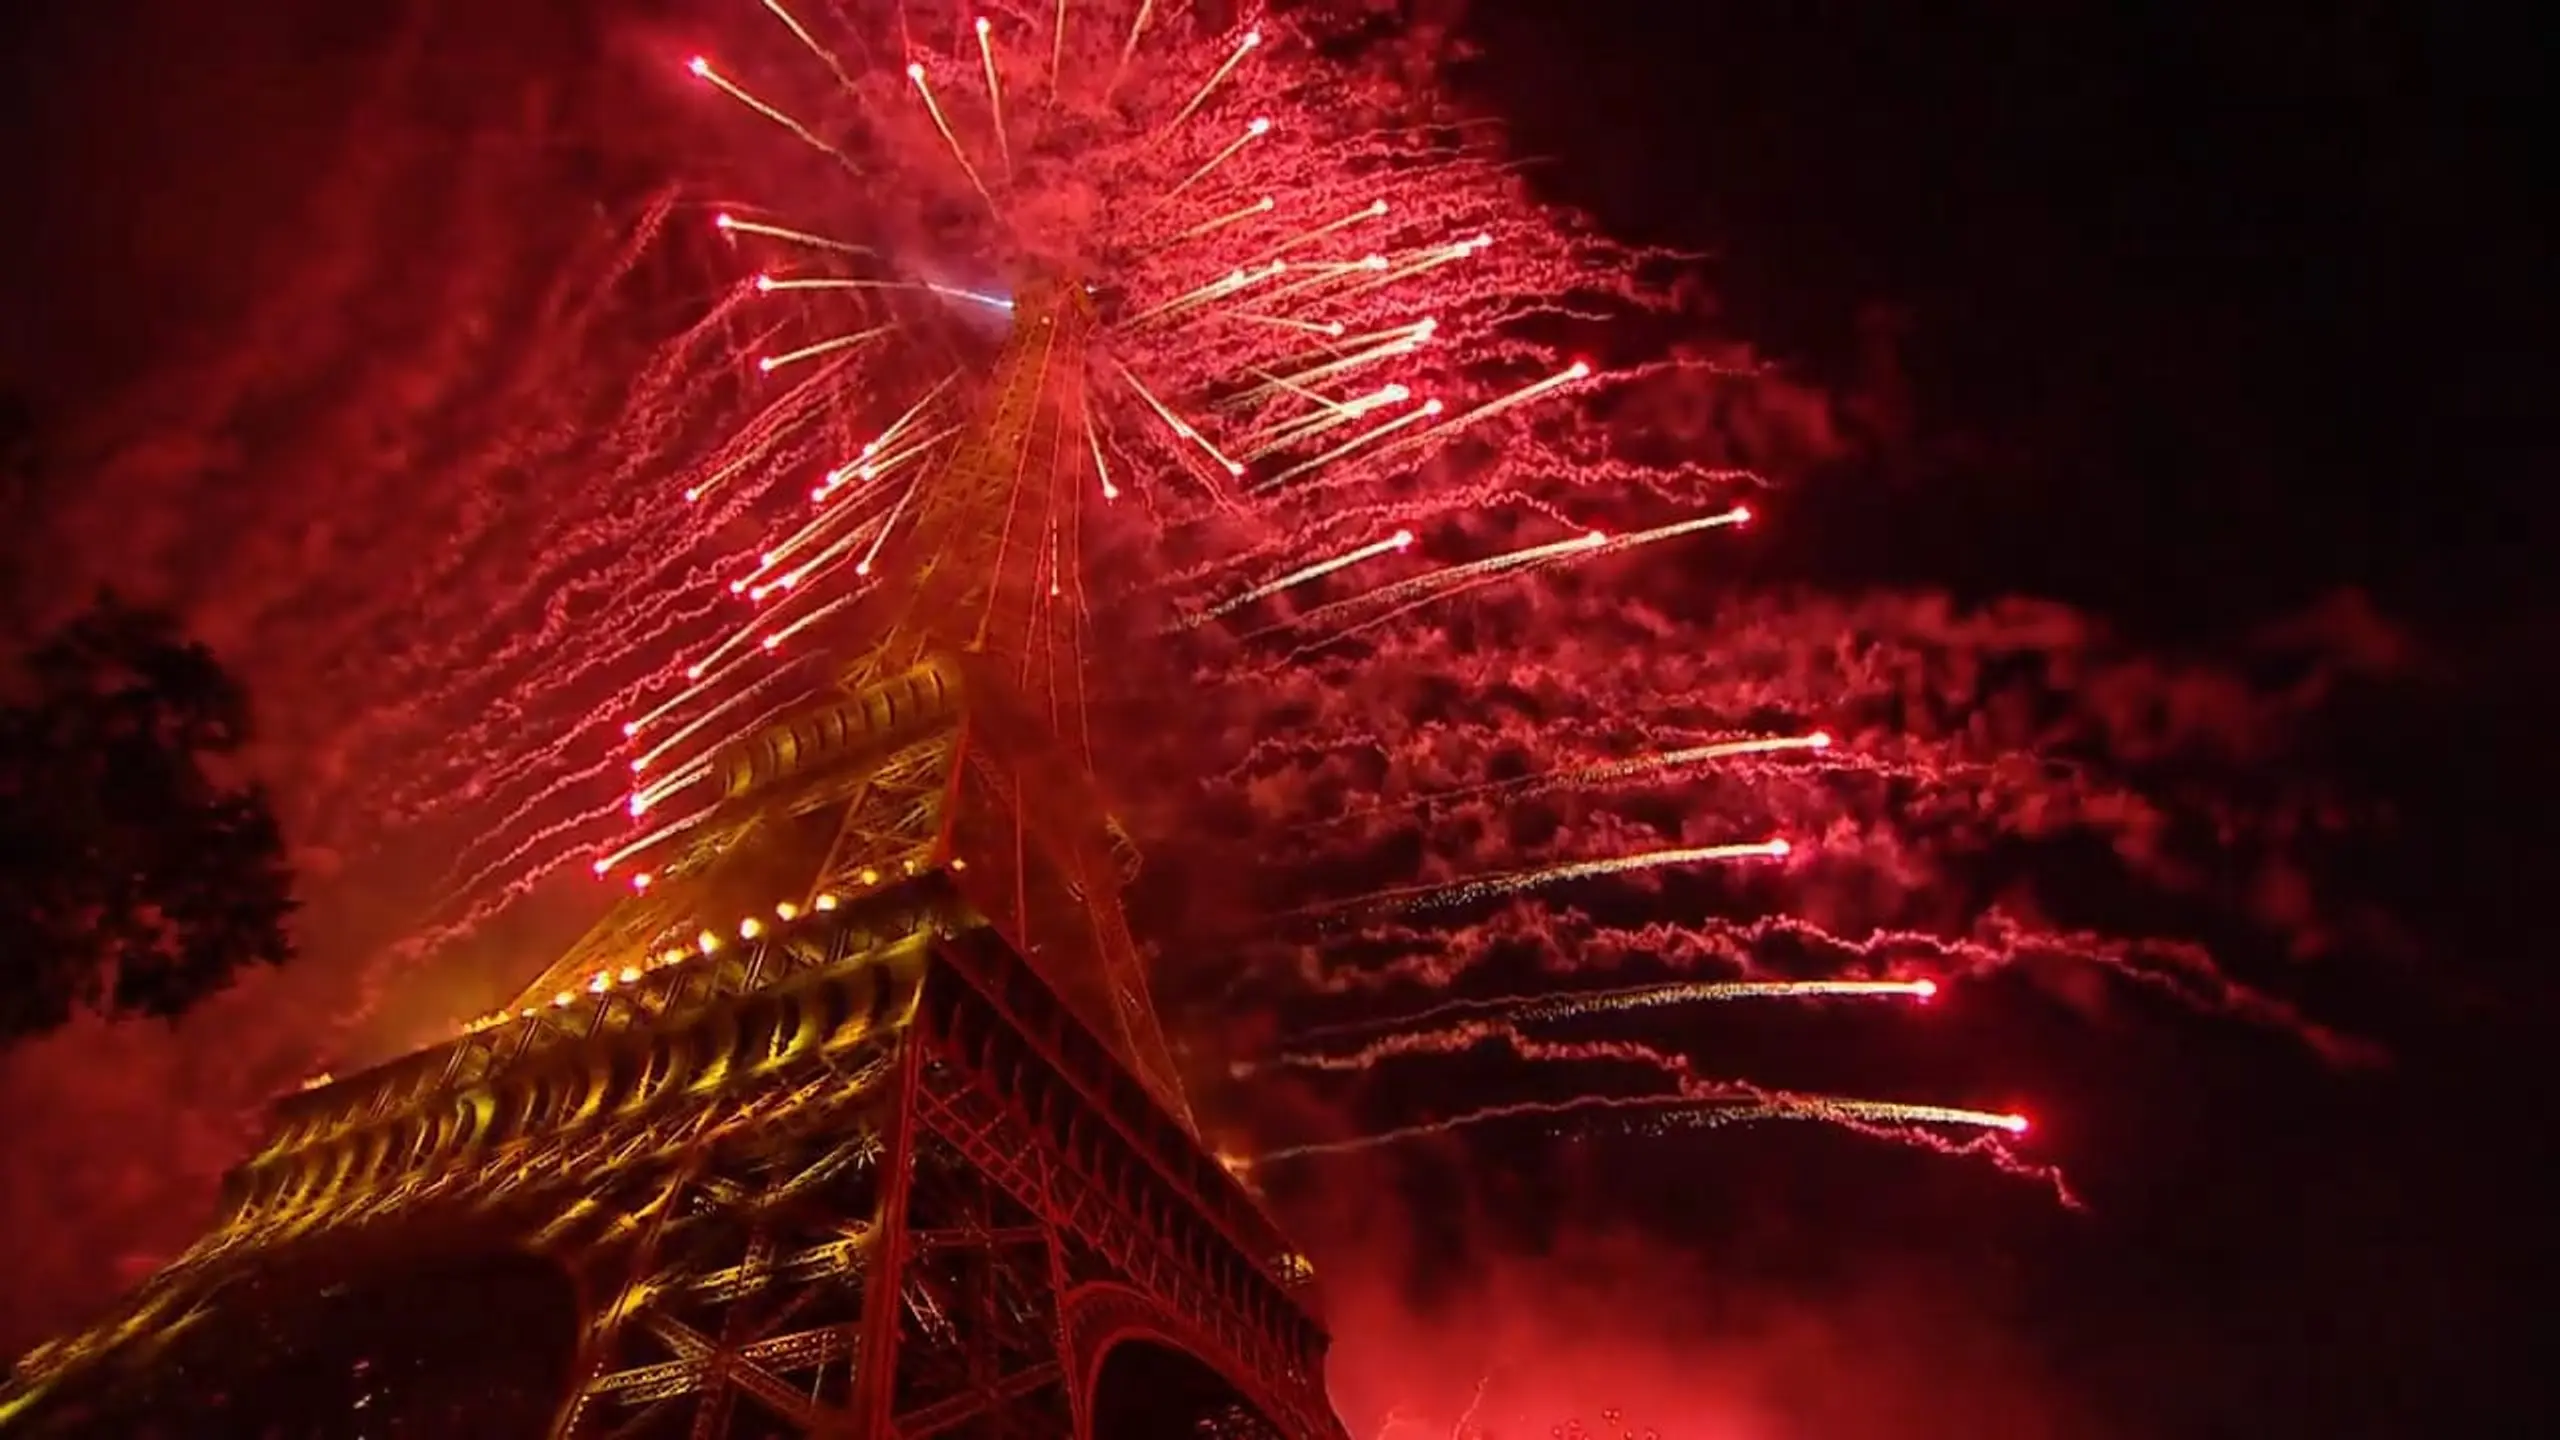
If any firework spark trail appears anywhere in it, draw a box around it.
[1266,508,1757,663]
[1251,1089,2031,1166]
[1297,731,1835,832]
[1250,981,1933,1078]
[1276,976,1936,1056]
[1182,528,1416,626]
[1300,840,1795,921]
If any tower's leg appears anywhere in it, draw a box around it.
[851,1042,921,1439]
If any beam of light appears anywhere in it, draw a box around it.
[1279,524,1606,632]
[682,602,793,684]
[1239,382,1405,458]
[743,487,892,595]
[1269,506,1752,655]
[1650,1098,2031,1136]
[756,325,891,374]
[1587,505,1753,555]
[1120,365,1245,478]
[1242,371,1365,428]
[752,275,909,294]
[687,56,848,165]
[974,18,1012,173]
[713,213,874,256]
[1307,838,1793,917]
[1307,730,1833,830]
[1251,315,1431,372]
[1160,28,1261,139]
[641,689,821,815]
[758,0,853,92]
[812,426,959,513]
[1222,319,1431,402]
[1151,117,1271,213]
[1281,976,1935,1053]
[1082,396,1122,501]
[1250,397,1441,490]
[632,757,714,813]
[760,589,863,650]
[1220,311,1348,339]
[807,374,956,502]
[627,637,772,735]
[1248,251,1392,308]
[766,512,893,598]
[1109,0,1157,96]
[754,275,1009,314]
[927,281,1015,311]
[1052,0,1068,97]
[906,62,998,209]
[1249,197,1388,267]
[1249,1088,2029,1167]
[1526,976,1938,1023]
[855,475,925,575]
[635,662,804,771]
[811,423,959,506]
[681,444,763,506]
[1183,529,1413,627]
[1347,232,1495,295]
[591,807,718,875]
[1171,194,1275,243]
[1356,358,1591,471]
[1122,260,1284,328]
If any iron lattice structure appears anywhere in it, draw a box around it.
[2,284,1348,1440]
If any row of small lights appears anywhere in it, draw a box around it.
[453,856,966,1036]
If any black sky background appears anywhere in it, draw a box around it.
[4,1,2556,1435]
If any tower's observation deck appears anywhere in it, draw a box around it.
[3,281,1345,1440]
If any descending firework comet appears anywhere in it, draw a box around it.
[480,0,2050,1189]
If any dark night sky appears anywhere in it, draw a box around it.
[1437,5,2557,1434]
[4,1,2556,1435]
[1444,4,2557,1433]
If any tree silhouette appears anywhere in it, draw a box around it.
[0,591,297,1043]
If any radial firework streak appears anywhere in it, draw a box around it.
[1299,839,1795,920]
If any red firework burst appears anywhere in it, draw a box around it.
[500,0,2061,1194]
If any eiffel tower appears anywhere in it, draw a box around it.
[2,281,1350,1439]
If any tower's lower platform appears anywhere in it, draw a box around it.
[2,875,1344,1439]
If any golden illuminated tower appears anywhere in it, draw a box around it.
[2,282,1347,1439]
